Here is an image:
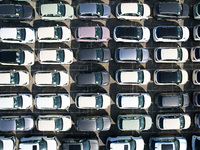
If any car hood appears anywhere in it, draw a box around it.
[181,48,188,62]
[143,4,150,18]
[77,73,95,85]
[180,70,188,84]
[102,27,110,40]
[62,117,72,131]
[141,48,149,63]
[61,26,71,41]
[60,95,70,109]
[183,114,191,129]
[65,4,74,18]
[18,71,29,85]
[101,72,110,85]
[89,139,99,150]
[102,116,111,131]
[183,94,189,107]
[103,48,111,61]
[103,4,111,17]
[182,3,189,17]
[21,94,33,109]
[101,94,110,109]
[25,28,35,43]
[142,70,151,84]
[181,26,189,42]
[78,49,97,60]
[59,71,69,86]
[22,5,33,19]
[135,138,144,150]
[142,27,150,42]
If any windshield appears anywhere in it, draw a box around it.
[94,72,102,85]
[136,49,142,61]
[177,3,182,15]
[52,72,60,85]
[16,28,25,40]
[55,118,63,131]
[177,48,182,60]
[96,118,103,131]
[39,140,47,150]
[54,27,62,39]
[15,5,23,17]
[137,71,143,83]
[53,96,61,108]
[180,116,185,129]
[177,26,183,39]
[10,72,19,84]
[139,117,145,130]
[96,4,103,16]
[57,4,65,16]
[177,71,182,83]
[16,51,24,64]
[14,96,22,108]
[96,48,103,61]
[56,50,64,62]
[96,95,103,108]
[16,118,25,130]
[82,140,90,150]
[138,4,144,16]
[178,95,183,106]
[95,27,102,39]
[138,95,144,108]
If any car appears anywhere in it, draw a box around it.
[154,69,188,85]
[156,113,191,130]
[154,47,188,63]
[0,4,33,21]
[193,92,200,107]
[116,93,151,109]
[154,2,189,20]
[35,93,70,110]
[37,26,71,43]
[193,25,200,41]
[149,136,187,150]
[115,69,151,85]
[34,70,69,86]
[75,116,111,132]
[0,93,32,110]
[113,26,150,42]
[62,138,99,150]
[77,48,110,63]
[153,26,189,42]
[115,48,149,63]
[191,46,200,62]
[156,93,189,108]
[75,93,110,109]
[38,48,73,64]
[0,70,29,86]
[76,71,109,86]
[116,3,150,20]
[192,135,200,150]
[117,114,152,131]
[0,49,34,66]
[0,116,34,131]
[194,114,200,128]
[76,3,111,19]
[40,3,74,20]
[0,136,16,150]
[194,3,200,19]
[36,115,72,132]
[19,136,58,150]
[0,27,35,43]
[75,26,110,42]
[106,136,144,150]
[193,69,200,85]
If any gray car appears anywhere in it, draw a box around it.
[62,138,99,150]
[76,71,109,86]
[115,48,149,63]
[75,116,111,132]
[76,3,110,19]
[77,48,110,62]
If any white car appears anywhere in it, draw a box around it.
[0,136,16,150]
[0,27,35,43]
[35,93,70,110]
[0,94,32,110]
[0,70,29,86]
[113,26,150,42]
[106,136,144,150]
[75,93,110,109]
[153,26,189,42]
[19,136,58,150]
[154,47,188,63]
[116,93,151,109]
[193,25,200,41]
[37,26,71,43]
[34,71,69,86]
[191,46,200,62]
[36,115,72,131]
[38,48,73,64]
[115,69,151,85]
[116,3,150,20]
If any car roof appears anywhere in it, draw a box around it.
[159,49,178,60]
[77,73,95,85]
[120,3,138,14]
[159,3,180,15]
[120,71,139,83]
[77,118,96,131]
[158,95,179,107]
[38,27,55,39]
[156,27,179,38]
[119,49,137,60]
[78,96,96,107]
[116,27,140,38]
[122,118,139,130]
[0,119,15,131]
[79,3,96,14]
[78,49,97,60]
[41,4,58,16]
[157,71,179,83]
[0,4,15,16]
[78,27,95,38]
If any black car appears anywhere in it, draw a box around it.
[77,48,110,62]
[76,71,110,86]
[62,138,99,150]
[75,116,111,132]
[154,2,189,20]
[0,4,33,21]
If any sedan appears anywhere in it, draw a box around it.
[77,3,110,19]
[77,48,110,63]
[113,26,150,42]
[62,138,99,150]
[38,48,73,64]
[36,115,72,131]
[153,26,189,42]
[156,113,191,130]
[192,135,200,150]
[193,25,200,41]
[75,116,111,132]
[75,93,110,109]
[0,94,32,110]
[154,47,188,63]
[115,69,151,85]
[156,93,189,108]
[0,70,29,86]
[76,71,109,86]
[194,3,200,19]
[193,92,200,107]
[115,48,149,63]
[0,116,34,131]
[0,136,16,150]
[116,93,151,109]
[34,71,69,86]
[35,94,70,110]
[149,136,187,150]
[0,27,35,43]
[40,3,74,20]
[117,114,152,131]
[191,46,200,62]
[37,26,71,43]
[154,69,188,85]
[193,69,200,85]
[0,49,34,66]
[106,136,144,150]
[75,26,110,42]
[116,3,150,20]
